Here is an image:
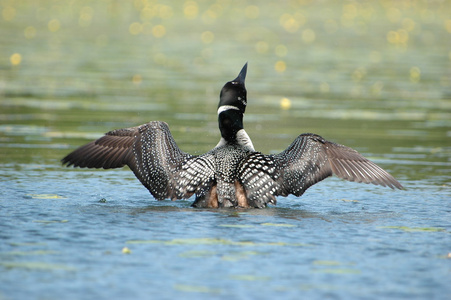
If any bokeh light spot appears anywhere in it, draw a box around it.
[410,67,421,83]
[445,20,451,33]
[369,51,381,63]
[275,45,287,57]
[280,13,301,33]
[402,18,415,32]
[24,26,37,39]
[302,29,316,43]
[202,4,222,24]
[397,29,409,43]
[341,3,357,27]
[352,68,366,82]
[320,82,330,93]
[201,31,214,44]
[152,24,166,38]
[2,6,16,21]
[386,7,401,23]
[343,3,357,18]
[275,61,286,73]
[10,53,22,66]
[140,6,156,21]
[280,97,291,110]
[132,74,142,85]
[371,81,384,96]
[158,5,173,19]
[387,30,399,44]
[133,0,145,11]
[387,29,409,45]
[48,19,61,32]
[184,1,198,19]
[154,53,167,65]
[79,6,93,27]
[255,41,269,54]
[129,22,142,35]
[245,5,259,19]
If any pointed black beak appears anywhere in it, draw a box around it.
[233,62,247,85]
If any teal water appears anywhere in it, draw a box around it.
[1,1,450,299]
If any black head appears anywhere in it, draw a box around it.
[218,63,247,114]
[217,63,248,143]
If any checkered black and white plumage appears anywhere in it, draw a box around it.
[62,63,403,208]
[237,133,403,208]
[62,122,403,208]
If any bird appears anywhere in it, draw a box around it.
[62,63,403,208]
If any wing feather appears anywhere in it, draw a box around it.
[238,133,403,207]
[174,153,216,199]
[62,121,216,200]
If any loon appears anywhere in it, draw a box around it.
[62,63,403,208]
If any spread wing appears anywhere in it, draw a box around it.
[238,133,403,208]
[61,121,215,200]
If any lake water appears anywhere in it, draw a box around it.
[1,1,450,299]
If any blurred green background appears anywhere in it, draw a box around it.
[0,0,450,182]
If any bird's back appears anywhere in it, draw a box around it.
[190,144,253,208]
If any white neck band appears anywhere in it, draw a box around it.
[217,105,240,115]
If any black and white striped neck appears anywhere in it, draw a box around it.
[215,63,254,151]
